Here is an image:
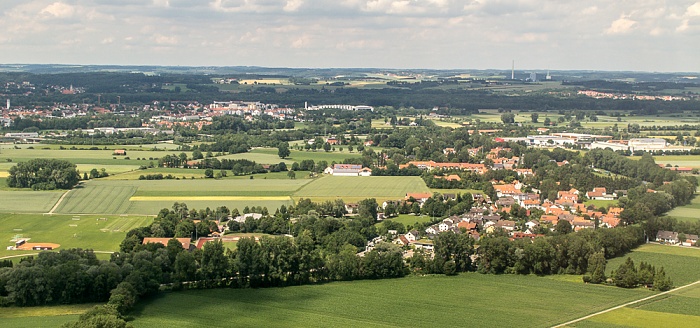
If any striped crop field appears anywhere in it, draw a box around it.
[55,184,137,214]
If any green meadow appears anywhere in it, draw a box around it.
[574,244,700,327]
[606,243,700,285]
[0,213,153,258]
[292,176,429,203]
[665,194,700,222]
[127,273,647,328]
[221,147,363,165]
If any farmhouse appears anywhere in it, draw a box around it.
[113,149,127,156]
[585,188,615,201]
[326,164,372,176]
[143,237,193,250]
[656,231,678,244]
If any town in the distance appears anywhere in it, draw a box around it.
[1,65,700,327]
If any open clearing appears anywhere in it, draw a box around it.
[128,273,647,328]
[0,213,153,258]
[293,176,430,203]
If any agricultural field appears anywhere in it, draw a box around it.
[0,145,187,166]
[128,273,647,328]
[573,245,700,328]
[1,303,97,328]
[293,176,430,203]
[0,213,153,258]
[665,194,700,222]
[0,190,63,213]
[221,147,362,165]
[606,243,700,285]
[52,179,311,215]
[649,155,700,169]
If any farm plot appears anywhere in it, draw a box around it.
[575,283,700,328]
[293,176,431,203]
[221,147,362,165]
[129,273,647,328]
[0,190,63,213]
[605,243,700,286]
[54,183,136,214]
[0,213,153,258]
[52,179,310,215]
[665,194,700,222]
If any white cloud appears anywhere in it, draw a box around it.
[686,2,700,17]
[283,0,303,12]
[40,2,75,18]
[605,15,637,34]
[153,34,178,45]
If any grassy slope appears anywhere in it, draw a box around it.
[129,274,647,328]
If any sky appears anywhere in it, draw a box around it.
[0,0,699,72]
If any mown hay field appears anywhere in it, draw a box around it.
[0,213,153,258]
[128,273,647,328]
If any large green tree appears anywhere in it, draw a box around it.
[7,158,79,190]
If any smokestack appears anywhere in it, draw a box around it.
[6,99,9,110]
[511,60,514,80]
[305,101,307,110]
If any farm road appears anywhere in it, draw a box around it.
[552,279,700,327]
[47,189,71,214]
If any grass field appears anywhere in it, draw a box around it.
[0,213,153,258]
[0,190,63,212]
[0,146,191,166]
[606,243,700,286]
[128,273,647,328]
[583,199,618,208]
[221,147,362,165]
[573,245,700,328]
[52,179,311,215]
[381,214,436,227]
[293,176,430,203]
[666,194,700,222]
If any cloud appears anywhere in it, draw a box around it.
[40,2,75,18]
[605,15,636,34]
[0,0,696,71]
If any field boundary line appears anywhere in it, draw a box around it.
[47,189,71,214]
[552,279,700,327]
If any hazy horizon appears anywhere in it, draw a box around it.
[0,1,699,72]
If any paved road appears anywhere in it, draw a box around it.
[552,279,700,327]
